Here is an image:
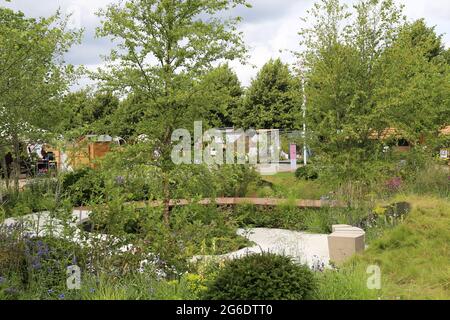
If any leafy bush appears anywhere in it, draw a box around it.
[295,165,319,181]
[213,165,260,197]
[137,204,249,275]
[62,167,106,206]
[0,223,89,300]
[204,253,316,300]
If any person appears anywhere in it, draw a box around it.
[41,147,48,161]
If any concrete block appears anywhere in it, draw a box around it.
[333,227,365,234]
[332,224,352,233]
[328,230,365,264]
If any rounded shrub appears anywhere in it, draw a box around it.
[204,253,316,300]
[295,166,319,181]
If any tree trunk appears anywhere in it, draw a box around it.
[12,136,21,193]
[162,173,170,225]
[0,145,10,190]
[0,151,4,203]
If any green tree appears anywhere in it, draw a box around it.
[59,90,120,135]
[192,64,243,128]
[236,58,301,130]
[297,0,408,180]
[298,0,449,181]
[96,0,249,223]
[372,20,450,140]
[0,6,80,189]
[405,19,446,62]
[106,94,147,140]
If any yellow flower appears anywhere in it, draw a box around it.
[374,206,387,216]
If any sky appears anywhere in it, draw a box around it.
[3,0,450,88]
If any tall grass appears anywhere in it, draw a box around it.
[333,196,450,300]
[256,173,333,200]
[404,164,449,198]
[313,264,381,300]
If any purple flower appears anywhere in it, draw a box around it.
[0,276,6,285]
[58,293,65,300]
[385,177,403,191]
[89,288,95,293]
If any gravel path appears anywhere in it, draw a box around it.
[193,228,330,269]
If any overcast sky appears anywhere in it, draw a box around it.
[3,0,450,88]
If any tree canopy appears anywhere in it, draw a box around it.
[0,6,80,188]
[235,58,302,130]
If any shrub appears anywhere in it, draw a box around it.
[213,165,260,197]
[62,167,105,206]
[295,165,319,181]
[203,253,316,300]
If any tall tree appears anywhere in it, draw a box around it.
[298,0,449,181]
[96,0,249,223]
[298,0,405,180]
[0,6,80,189]
[235,58,301,130]
[107,93,147,140]
[192,64,243,128]
[59,90,120,135]
[372,20,450,139]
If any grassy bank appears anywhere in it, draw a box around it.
[318,196,450,300]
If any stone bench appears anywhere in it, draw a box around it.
[328,225,365,264]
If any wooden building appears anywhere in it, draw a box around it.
[66,135,125,170]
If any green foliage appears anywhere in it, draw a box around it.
[193,64,244,128]
[0,227,88,300]
[258,172,332,200]
[404,163,449,198]
[104,94,146,139]
[1,178,61,217]
[92,200,249,276]
[372,20,450,138]
[299,0,449,181]
[337,196,450,299]
[58,146,260,214]
[295,165,319,181]
[233,204,368,234]
[235,59,301,130]
[313,264,381,300]
[204,253,316,300]
[94,0,250,224]
[58,90,120,135]
[213,165,260,197]
[0,6,81,187]
[76,272,207,300]
[95,0,249,167]
[61,168,106,206]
